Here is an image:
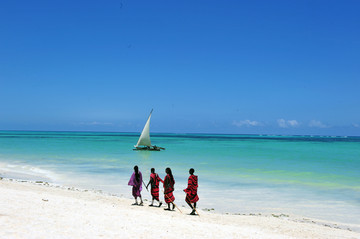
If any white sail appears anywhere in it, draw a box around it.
[135,109,153,147]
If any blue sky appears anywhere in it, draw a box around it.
[0,0,359,135]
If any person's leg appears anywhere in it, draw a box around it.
[190,202,197,215]
[132,196,138,205]
[157,199,162,207]
[139,195,143,205]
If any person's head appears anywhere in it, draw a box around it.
[151,168,155,173]
[189,168,195,175]
[165,167,172,175]
[134,165,140,181]
[166,167,174,182]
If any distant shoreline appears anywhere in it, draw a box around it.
[1,130,360,138]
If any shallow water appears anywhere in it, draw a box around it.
[0,131,359,225]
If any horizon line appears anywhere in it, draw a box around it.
[0,129,359,138]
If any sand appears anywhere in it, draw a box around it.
[0,178,359,239]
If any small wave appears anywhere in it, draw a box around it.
[0,162,59,182]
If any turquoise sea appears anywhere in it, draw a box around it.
[0,131,359,227]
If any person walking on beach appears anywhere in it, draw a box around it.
[128,165,143,206]
[163,167,175,211]
[146,168,163,207]
[184,168,199,215]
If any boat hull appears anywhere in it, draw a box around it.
[133,146,165,151]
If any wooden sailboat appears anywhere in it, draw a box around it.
[133,109,165,151]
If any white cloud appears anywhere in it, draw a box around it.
[277,119,300,128]
[287,120,299,127]
[233,120,263,127]
[79,121,114,126]
[277,119,287,128]
[308,120,328,128]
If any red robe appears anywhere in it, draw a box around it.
[164,174,175,203]
[184,174,199,204]
[150,173,163,201]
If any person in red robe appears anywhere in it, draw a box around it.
[163,167,175,211]
[146,168,163,207]
[184,168,199,215]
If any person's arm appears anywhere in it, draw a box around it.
[158,174,164,184]
[184,177,190,193]
[146,177,153,189]
[164,176,169,190]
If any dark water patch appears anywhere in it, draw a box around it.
[1,131,360,143]
[151,134,360,143]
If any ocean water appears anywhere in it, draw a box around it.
[0,131,359,226]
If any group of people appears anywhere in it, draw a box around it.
[128,166,199,215]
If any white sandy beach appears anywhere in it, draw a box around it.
[0,178,359,239]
